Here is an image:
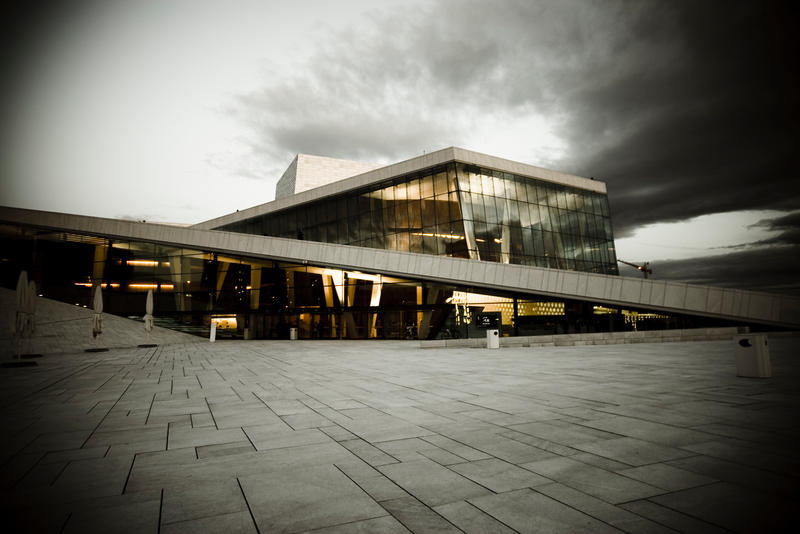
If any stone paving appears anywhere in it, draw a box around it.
[1,294,799,532]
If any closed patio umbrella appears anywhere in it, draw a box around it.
[13,271,28,359]
[140,289,157,347]
[86,285,109,352]
[5,271,37,366]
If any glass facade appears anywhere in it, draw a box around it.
[0,223,714,340]
[217,162,618,275]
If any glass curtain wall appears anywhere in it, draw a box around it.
[218,162,617,274]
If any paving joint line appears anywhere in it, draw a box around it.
[237,476,261,534]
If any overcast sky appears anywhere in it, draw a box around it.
[1,0,798,293]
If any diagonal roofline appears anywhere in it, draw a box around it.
[2,206,797,329]
[192,147,607,230]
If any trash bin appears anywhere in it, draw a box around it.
[487,328,500,349]
[289,327,298,340]
[734,334,770,377]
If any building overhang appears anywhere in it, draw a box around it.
[2,206,798,329]
[192,147,608,230]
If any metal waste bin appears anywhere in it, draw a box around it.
[487,328,500,349]
[734,334,770,377]
[289,327,298,340]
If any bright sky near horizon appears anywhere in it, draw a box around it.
[1,1,797,293]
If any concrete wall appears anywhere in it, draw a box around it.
[420,327,749,349]
[2,206,798,328]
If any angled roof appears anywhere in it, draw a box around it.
[192,147,607,230]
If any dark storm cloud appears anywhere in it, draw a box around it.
[653,245,800,296]
[237,0,798,237]
[567,1,800,237]
[748,210,800,246]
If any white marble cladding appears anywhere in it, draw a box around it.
[275,154,382,200]
[3,206,798,328]
[192,146,608,230]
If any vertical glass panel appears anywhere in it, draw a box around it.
[513,177,528,203]
[408,199,422,230]
[484,195,498,225]
[407,178,420,200]
[337,197,348,219]
[383,203,395,233]
[519,200,531,227]
[481,173,493,196]
[539,204,551,231]
[526,182,538,204]
[421,230,437,254]
[528,203,541,228]
[493,174,505,199]
[510,225,524,261]
[469,170,482,193]
[507,200,521,227]
[455,164,469,192]
[434,171,448,196]
[449,191,461,221]
[522,227,535,256]
[420,174,434,198]
[421,198,436,227]
[496,197,507,225]
[603,217,613,239]
[372,208,384,236]
[409,231,423,253]
[600,196,610,217]
[395,196,409,229]
[557,189,568,210]
[397,232,409,252]
[347,216,359,243]
[470,193,485,222]
[394,181,407,201]
[435,194,450,225]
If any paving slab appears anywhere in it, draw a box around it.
[1,315,798,533]
[379,457,493,506]
[449,457,551,492]
[240,464,387,533]
[521,456,666,504]
[572,436,695,466]
[434,500,518,534]
[468,488,622,533]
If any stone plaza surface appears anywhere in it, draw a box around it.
[1,302,799,532]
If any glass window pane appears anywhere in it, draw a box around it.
[469,170,482,193]
[421,198,436,227]
[484,196,498,225]
[513,177,528,203]
[526,182,538,204]
[434,171,448,196]
[396,199,409,229]
[448,163,459,192]
[408,199,422,229]
[448,191,461,221]
[407,179,420,200]
[420,174,434,198]
[436,194,450,225]
[481,173,493,196]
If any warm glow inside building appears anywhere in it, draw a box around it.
[1,148,797,338]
